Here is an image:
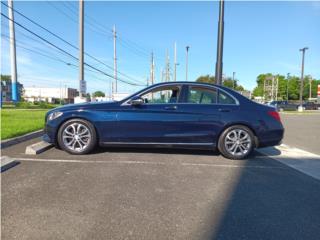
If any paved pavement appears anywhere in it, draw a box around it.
[1,113,320,240]
[280,112,320,155]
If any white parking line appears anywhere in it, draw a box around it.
[257,144,320,180]
[13,157,285,169]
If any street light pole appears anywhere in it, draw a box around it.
[186,46,190,81]
[215,0,225,85]
[299,47,308,111]
[286,73,290,101]
[309,76,312,99]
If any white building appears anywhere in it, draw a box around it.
[112,93,130,101]
[23,87,78,104]
[91,93,130,102]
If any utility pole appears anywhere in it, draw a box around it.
[215,0,225,85]
[161,68,164,83]
[185,46,190,81]
[275,76,279,101]
[60,80,62,105]
[166,50,170,82]
[150,52,154,85]
[309,76,312,99]
[113,25,117,93]
[174,42,177,81]
[286,73,290,101]
[232,72,236,89]
[79,0,85,98]
[8,0,18,102]
[299,47,308,111]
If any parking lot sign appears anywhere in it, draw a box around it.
[80,80,86,95]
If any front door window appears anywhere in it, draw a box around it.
[140,86,180,104]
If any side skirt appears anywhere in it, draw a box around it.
[99,142,216,150]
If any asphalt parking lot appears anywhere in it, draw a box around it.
[2,113,320,240]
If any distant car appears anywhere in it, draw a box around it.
[269,101,298,111]
[44,82,284,160]
[303,102,319,110]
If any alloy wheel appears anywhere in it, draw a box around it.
[224,129,252,157]
[62,123,92,152]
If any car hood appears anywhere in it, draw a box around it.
[48,101,118,113]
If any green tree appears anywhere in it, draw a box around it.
[195,75,215,84]
[288,76,300,100]
[195,75,245,91]
[1,75,11,81]
[92,91,105,97]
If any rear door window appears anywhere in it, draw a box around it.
[186,87,217,104]
[218,91,236,104]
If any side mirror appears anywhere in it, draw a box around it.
[130,96,144,106]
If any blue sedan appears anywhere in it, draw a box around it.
[44,82,284,159]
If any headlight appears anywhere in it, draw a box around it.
[48,111,63,121]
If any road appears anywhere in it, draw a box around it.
[1,113,320,240]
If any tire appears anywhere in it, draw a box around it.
[218,125,255,160]
[57,118,97,155]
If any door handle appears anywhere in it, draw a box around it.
[218,108,231,112]
[164,106,177,110]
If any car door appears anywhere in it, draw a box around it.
[114,84,188,144]
[175,85,239,145]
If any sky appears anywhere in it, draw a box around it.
[1,1,320,95]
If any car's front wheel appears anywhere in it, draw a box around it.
[57,119,97,154]
[218,125,254,160]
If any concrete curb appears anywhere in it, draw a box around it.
[25,141,53,155]
[1,156,19,172]
[1,130,44,149]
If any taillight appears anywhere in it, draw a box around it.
[268,111,281,122]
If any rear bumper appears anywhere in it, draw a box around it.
[256,128,284,148]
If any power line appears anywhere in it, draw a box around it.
[48,1,162,62]
[2,1,143,85]
[42,1,165,76]
[1,12,145,87]
[2,34,73,65]
[46,1,112,38]
[63,1,113,35]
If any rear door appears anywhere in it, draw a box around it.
[176,85,239,145]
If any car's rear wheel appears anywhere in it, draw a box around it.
[57,119,97,154]
[218,125,254,160]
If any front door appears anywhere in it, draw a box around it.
[115,84,186,143]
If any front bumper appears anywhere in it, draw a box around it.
[42,123,58,144]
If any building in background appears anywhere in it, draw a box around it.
[91,93,129,102]
[23,87,78,104]
[112,93,129,101]
[1,80,23,102]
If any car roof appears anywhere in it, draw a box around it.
[122,81,252,105]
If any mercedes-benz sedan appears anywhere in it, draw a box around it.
[44,82,284,159]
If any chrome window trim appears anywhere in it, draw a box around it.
[121,82,239,106]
